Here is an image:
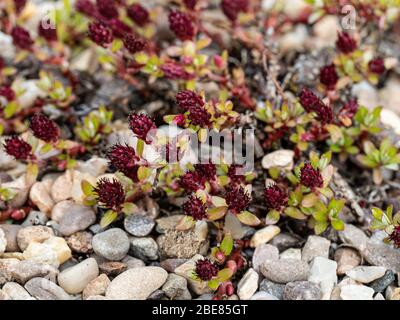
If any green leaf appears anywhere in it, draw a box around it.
[207,206,228,221]
[220,233,234,256]
[81,180,94,196]
[314,221,328,234]
[207,279,220,290]
[211,196,227,207]
[301,193,318,208]
[137,166,152,181]
[284,207,307,220]
[100,210,118,228]
[331,218,345,231]
[176,215,196,230]
[216,268,234,282]
[136,139,145,157]
[236,211,261,226]
[121,202,138,215]
[40,143,53,154]
[265,209,280,224]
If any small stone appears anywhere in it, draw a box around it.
[369,270,396,293]
[0,228,6,255]
[158,229,207,259]
[259,279,285,299]
[17,226,54,251]
[334,247,361,275]
[224,212,247,240]
[252,244,279,272]
[21,210,48,226]
[346,266,387,284]
[58,258,99,294]
[374,293,385,300]
[76,157,108,177]
[147,289,166,300]
[308,257,337,300]
[106,267,168,300]
[162,273,191,300]
[237,268,259,300]
[2,282,34,300]
[363,241,400,272]
[270,233,302,252]
[10,260,59,284]
[155,215,182,233]
[2,175,30,209]
[0,258,19,285]
[51,170,73,203]
[121,256,146,269]
[280,248,302,260]
[124,214,155,237]
[29,180,54,215]
[160,258,187,272]
[66,232,93,254]
[92,228,130,261]
[25,277,71,300]
[250,291,279,300]
[42,237,72,265]
[261,258,309,284]
[0,225,21,252]
[250,225,280,248]
[99,261,127,277]
[86,295,108,300]
[262,150,294,170]
[130,237,159,261]
[312,15,340,49]
[386,286,400,300]
[301,235,331,263]
[338,224,368,251]
[82,274,110,299]
[283,281,322,300]
[340,284,374,300]
[71,171,97,204]
[56,201,96,236]
[0,290,10,300]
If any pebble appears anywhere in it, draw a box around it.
[66,232,93,254]
[363,241,400,272]
[106,267,168,300]
[259,279,285,299]
[92,228,130,261]
[82,274,110,299]
[23,237,71,267]
[124,214,155,237]
[261,258,309,284]
[369,270,396,293]
[121,256,146,269]
[99,262,127,277]
[130,237,159,261]
[160,258,187,272]
[17,226,54,251]
[385,286,400,300]
[250,226,280,248]
[374,293,385,300]
[346,266,387,283]
[21,210,48,226]
[334,247,361,275]
[162,273,191,300]
[2,282,34,300]
[71,171,97,204]
[58,258,99,294]
[57,202,96,236]
[24,277,71,300]
[301,235,330,263]
[261,150,294,170]
[155,215,183,233]
[283,281,322,300]
[340,284,374,300]
[252,244,279,272]
[0,225,21,252]
[29,180,54,215]
[86,295,108,300]
[280,248,302,260]
[1,175,30,208]
[312,15,340,49]
[270,233,302,251]
[50,171,73,203]
[338,224,368,251]
[237,268,259,300]
[76,157,108,177]
[0,228,6,255]
[250,291,279,300]
[224,212,248,240]
[308,257,337,300]
[0,258,19,284]
[10,260,59,284]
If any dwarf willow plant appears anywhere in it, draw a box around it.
[371,205,400,247]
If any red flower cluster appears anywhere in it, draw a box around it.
[11,26,33,50]
[299,89,333,124]
[300,163,323,190]
[0,86,16,101]
[30,113,59,142]
[188,105,211,127]
[194,163,217,181]
[76,0,98,17]
[182,195,208,221]
[221,0,248,21]
[195,258,219,281]
[96,0,118,19]
[388,226,400,247]
[108,18,132,38]
[94,178,125,210]
[228,164,245,184]
[88,22,113,47]
[179,171,206,192]
[160,62,193,80]
[38,20,58,42]
[336,31,357,54]
[107,144,140,180]
[225,186,251,213]
[123,34,146,54]
[128,112,156,143]
[184,0,197,10]
[338,99,358,122]
[3,136,32,160]
[14,0,27,13]
[127,4,150,27]
[368,57,385,75]
[176,90,204,111]
[168,10,195,41]
[320,64,339,89]
[264,184,288,211]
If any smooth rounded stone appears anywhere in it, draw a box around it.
[17,226,54,251]
[130,237,159,261]
[82,274,110,300]
[385,286,400,300]
[162,273,191,300]
[57,201,96,236]
[66,232,93,254]
[261,258,310,284]
[195,293,214,300]
[346,266,386,284]
[106,267,168,300]
[2,175,30,209]
[2,282,34,300]
[369,270,395,293]
[259,279,285,300]
[340,284,374,300]
[99,262,127,277]
[262,150,294,170]
[270,233,302,252]
[21,210,48,227]
[334,247,361,275]
[155,215,182,234]
[0,290,10,300]
[51,200,72,222]
[76,157,108,177]
[301,235,331,263]
[0,225,21,252]
[124,214,155,237]
[148,289,167,300]
[237,268,259,300]
[224,212,247,240]
[51,170,73,203]
[252,244,279,272]
[25,277,71,300]
[23,237,71,267]
[92,228,130,261]
[58,258,99,294]
[283,281,322,300]
[250,226,280,248]
[122,256,146,269]
[374,293,385,300]
[0,228,6,255]
[363,241,400,272]
[312,15,340,48]
[250,291,279,300]
[338,224,368,251]
[29,180,55,215]
[10,260,59,284]
[160,259,188,272]
[43,237,71,265]
[280,248,302,260]
[86,295,108,300]
[308,257,337,300]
